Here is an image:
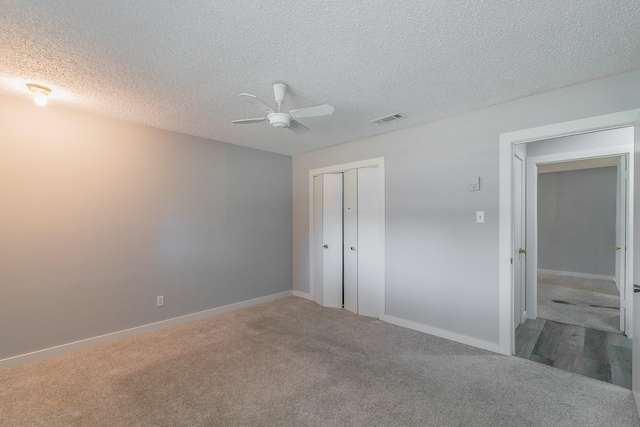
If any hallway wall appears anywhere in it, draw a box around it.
[537,166,617,277]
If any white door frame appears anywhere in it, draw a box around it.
[512,147,526,329]
[308,157,386,318]
[499,109,640,355]
[526,150,631,334]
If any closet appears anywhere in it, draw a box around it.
[312,164,383,318]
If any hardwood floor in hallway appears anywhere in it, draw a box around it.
[515,318,632,389]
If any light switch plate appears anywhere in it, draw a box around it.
[469,177,480,191]
[476,211,485,223]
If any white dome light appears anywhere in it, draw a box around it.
[27,83,52,106]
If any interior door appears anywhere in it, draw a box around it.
[356,166,382,317]
[313,175,324,305]
[618,156,628,332]
[321,173,343,308]
[343,169,358,313]
[513,151,526,326]
[632,116,640,407]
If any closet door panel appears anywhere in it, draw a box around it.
[358,167,382,317]
[343,169,358,313]
[322,173,343,308]
[313,175,324,305]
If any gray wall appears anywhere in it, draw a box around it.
[293,69,640,346]
[537,167,617,276]
[0,96,292,359]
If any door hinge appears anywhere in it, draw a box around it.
[510,258,513,265]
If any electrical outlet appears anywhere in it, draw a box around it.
[156,295,164,307]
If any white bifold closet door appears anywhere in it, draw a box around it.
[314,167,381,317]
[343,169,358,314]
[318,173,343,308]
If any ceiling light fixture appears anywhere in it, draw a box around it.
[26,83,52,106]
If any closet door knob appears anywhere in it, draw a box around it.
[350,247,356,251]
[323,244,329,249]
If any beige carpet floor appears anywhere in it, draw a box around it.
[1,297,638,426]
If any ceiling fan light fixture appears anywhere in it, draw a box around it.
[268,112,292,129]
[233,83,333,134]
[26,83,52,106]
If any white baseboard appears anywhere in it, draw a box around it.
[293,290,312,300]
[538,269,615,282]
[380,314,502,355]
[0,290,293,371]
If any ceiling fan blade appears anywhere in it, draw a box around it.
[289,104,334,119]
[239,93,275,113]
[289,120,310,135]
[232,118,266,124]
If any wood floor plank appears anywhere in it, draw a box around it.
[609,344,632,389]
[553,343,582,374]
[583,328,610,364]
[515,319,631,389]
[607,332,632,349]
[531,320,564,361]
[558,324,584,348]
[515,323,542,359]
[581,358,612,383]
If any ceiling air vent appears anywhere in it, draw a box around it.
[371,113,404,125]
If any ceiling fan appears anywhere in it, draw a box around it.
[232,83,334,134]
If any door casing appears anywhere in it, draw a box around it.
[499,109,640,356]
[513,148,526,329]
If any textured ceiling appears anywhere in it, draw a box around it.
[1,1,640,156]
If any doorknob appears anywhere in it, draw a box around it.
[616,246,621,251]
[518,248,526,254]
[323,244,329,249]
[350,246,356,251]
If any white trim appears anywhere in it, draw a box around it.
[308,157,386,318]
[380,314,501,354]
[499,109,640,356]
[0,291,293,371]
[502,110,640,145]
[293,290,312,300]
[309,158,386,176]
[538,269,615,282]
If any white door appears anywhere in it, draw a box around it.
[343,169,358,313]
[357,167,382,317]
[632,118,639,400]
[513,151,526,326]
[311,159,385,317]
[618,156,628,332]
[313,175,324,305]
[321,173,343,308]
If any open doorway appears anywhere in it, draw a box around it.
[536,157,622,334]
[512,127,634,388]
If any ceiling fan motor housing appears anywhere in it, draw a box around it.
[267,112,292,129]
